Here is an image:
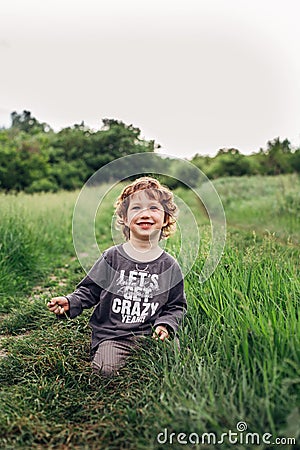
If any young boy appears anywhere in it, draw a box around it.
[47,177,187,377]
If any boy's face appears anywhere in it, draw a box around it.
[124,190,167,241]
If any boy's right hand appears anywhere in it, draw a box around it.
[47,297,69,315]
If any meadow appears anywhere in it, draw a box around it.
[0,174,299,450]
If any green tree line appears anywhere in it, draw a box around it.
[0,111,157,193]
[0,110,299,193]
[191,140,300,178]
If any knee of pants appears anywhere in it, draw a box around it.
[91,360,118,378]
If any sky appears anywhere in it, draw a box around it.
[1,0,300,158]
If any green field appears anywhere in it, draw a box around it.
[0,174,299,450]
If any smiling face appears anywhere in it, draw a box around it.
[114,177,178,241]
[124,190,167,242]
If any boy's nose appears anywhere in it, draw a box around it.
[140,207,150,216]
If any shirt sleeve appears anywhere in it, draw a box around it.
[154,263,187,334]
[65,253,109,319]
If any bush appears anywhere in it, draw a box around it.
[25,178,59,193]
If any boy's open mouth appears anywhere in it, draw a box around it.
[137,221,154,229]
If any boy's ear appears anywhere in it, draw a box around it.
[163,213,168,227]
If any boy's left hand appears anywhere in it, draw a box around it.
[153,325,169,341]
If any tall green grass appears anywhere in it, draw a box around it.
[0,191,76,312]
[0,175,299,449]
[213,173,300,244]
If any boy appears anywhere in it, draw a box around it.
[47,177,187,377]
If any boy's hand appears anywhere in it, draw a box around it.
[47,297,69,315]
[153,325,169,341]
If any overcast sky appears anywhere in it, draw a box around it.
[1,0,300,158]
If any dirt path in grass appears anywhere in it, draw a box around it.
[0,262,72,360]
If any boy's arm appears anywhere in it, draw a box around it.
[48,276,102,319]
[62,252,112,318]
[64,275,102,318]
[154,276,187,335]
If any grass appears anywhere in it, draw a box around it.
[213,173,300,244]
[0,191,76,311]
[0,174,299,449]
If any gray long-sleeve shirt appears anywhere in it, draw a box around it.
[66,244,187,351]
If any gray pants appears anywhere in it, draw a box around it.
[91,337,145,377]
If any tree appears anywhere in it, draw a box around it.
[263,138,293,175]
[1,113,160,192]
[207,148,251,178]
[290,148,300,172]
[11,110,52,134]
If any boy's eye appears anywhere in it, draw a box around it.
[130,205,161,211]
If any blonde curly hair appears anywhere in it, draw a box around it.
[114,176,178,241]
